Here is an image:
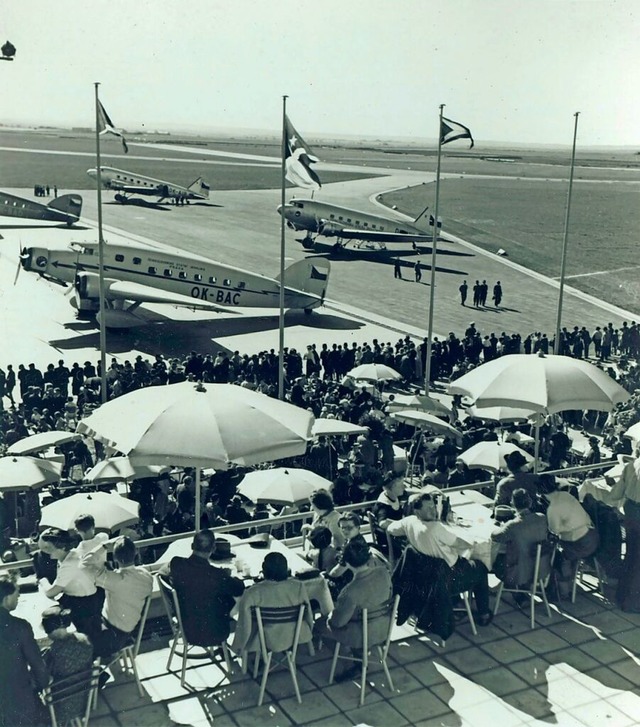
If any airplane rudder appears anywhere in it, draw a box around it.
[48,194,83,220]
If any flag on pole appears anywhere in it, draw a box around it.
[440,116,474,148]
[97,100,129,153]
[284,116,321,190]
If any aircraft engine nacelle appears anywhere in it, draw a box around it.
[318,221,343,237]
[74,271,120,301]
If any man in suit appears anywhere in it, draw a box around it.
[491,489,549,601]
[315,539,392,683]
[164,529,245,647]
[0,575,50,727]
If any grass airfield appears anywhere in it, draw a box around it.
[0,127,638,368]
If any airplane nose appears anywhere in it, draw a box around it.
[86,168,96,178]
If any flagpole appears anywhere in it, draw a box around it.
[278,95,288,400]
[424,103,445,394]
[94,82,108,404]
[554,112,580,354]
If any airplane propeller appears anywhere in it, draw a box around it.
[14,243,28,286]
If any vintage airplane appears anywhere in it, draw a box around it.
[0,191,82,226]
[86,166,210,204]
[278,198,439,250]
[19,240,330,328]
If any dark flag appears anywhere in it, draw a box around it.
[440,116,474,149]
[284,116,321,190]
[97,100,129,153]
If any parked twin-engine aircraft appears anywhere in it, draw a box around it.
[86,166,210,204]
[0,191,82,226]
[19,241,330,328]
[278,198,436,249]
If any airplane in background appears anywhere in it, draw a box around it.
[278,198,440,250]
[86,166,210,204]
[0,191,82,226]
[18,240,330,329]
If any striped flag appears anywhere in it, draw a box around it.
[440,116,474,149]
[97,100,129,153]
[284,116,321,190]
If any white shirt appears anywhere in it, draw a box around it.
[54,550,97,596]
[75,533,109,565]
[387,515,459,567]
[546,491,593,542]
[95,565,154,633]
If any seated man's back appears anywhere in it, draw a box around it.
[170,539,244,646]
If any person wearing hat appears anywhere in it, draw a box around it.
[494,450,541,508]
[232,552,313,656]
[41,605,93,722]
[162,529,245,648]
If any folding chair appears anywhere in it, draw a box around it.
[452,590,477,636]
[572,556,605,602]
[328,593,400,706]
[158,573,233,688]
[42,662,103,727]
[493,541,554,629]
[367,511,397,569]
[247,603,309,707]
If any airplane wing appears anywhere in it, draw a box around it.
[105,280,232,312]
[112,183,169,196]
[335,228,432,243]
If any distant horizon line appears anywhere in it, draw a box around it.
[0,121,637,152]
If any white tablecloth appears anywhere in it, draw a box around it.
[443,502,498,569]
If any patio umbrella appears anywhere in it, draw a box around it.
[40,491,139,532]
[465,404,535,423]
[311,419,368,437]
[458,441,533,473]
[84,456,170,486]
[390,410,463,442]
[384,393,452,418]
[77,381,313,528]
[449,353,629,414]
[449,353,629,471]
[7,430,82,456]
[624,421,640,443]
[347,363,402,382]
[0,456,62,492]
[238,468,332,506]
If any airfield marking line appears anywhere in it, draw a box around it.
[366,178,639,323]
[558,265,640,280]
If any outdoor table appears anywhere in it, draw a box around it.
[15,588,59,645]
[443,502,499,570]
[578,478,624,510]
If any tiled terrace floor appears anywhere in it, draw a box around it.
[90,580,640,727]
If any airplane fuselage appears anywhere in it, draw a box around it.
[21,242,323,311]
[86,167,208,202]
[279,199,427,239]
[0,191,81,225]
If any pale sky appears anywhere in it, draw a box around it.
[2,0,638,146]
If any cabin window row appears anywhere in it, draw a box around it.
[327,213,384,230]
[112,255,241,287]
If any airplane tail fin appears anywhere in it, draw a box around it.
[48,194,83,222]
[278,257,330,304]
[188,177,210,199]
[413,204,430,225]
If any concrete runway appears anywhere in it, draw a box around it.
[0,152,635,369]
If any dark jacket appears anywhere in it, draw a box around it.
[0,608,49,727]
[491,509,548,587]
[169,554,245,646]
[392,546,454,641]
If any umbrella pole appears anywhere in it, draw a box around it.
[534,423,540,474]
[195,468,201,532]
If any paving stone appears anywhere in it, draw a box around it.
[389,688,450,722]
[578,638,632,665]
[111,701,175,726]
[583,610,636,635]
[472,666,529,697]
[373,665,424,695]
[505,656,554,687]
[606,691,640,721]
[500,688,555,720]
[610,627,640,652]
[442,645,500,676]
[345,700,409,727]
[231,703,293,727]
[404,659,450,688]
[568,699,636,727]
[279,691,340,724]
[583,665,636,693]
[549,620,600,645]
[322,680,384,711]
[479,637,535,664]
[514,627,569,652]
[389,638,439,665]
